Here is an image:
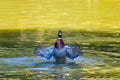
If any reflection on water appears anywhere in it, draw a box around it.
[0,0,120,31]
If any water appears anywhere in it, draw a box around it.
[0,0,120,31]
[0,30,120,80]
[0,0,120,79]
[0,56,103,80]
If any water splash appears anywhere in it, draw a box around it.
[74,56,104,66]
[0,56,104,72]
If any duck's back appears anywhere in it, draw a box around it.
[54,47,67,63]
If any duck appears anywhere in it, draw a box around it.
[34,30,83,64]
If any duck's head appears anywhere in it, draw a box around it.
[55,30,64,49]
[58,30,62,38]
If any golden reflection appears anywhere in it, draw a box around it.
[0,0,120,32]
[87,0,98,8]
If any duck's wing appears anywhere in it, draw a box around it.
[34,45,54,60]
[65,45,83,60]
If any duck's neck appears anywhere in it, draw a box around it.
[55,38,65,49]
[58,38,62,39]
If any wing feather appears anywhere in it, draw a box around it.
[34,45,54,60]
[65,45,83,60]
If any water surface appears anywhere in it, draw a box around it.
[0,30,120,80]
[0,0,120,79]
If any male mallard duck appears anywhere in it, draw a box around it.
[34,30,83,64]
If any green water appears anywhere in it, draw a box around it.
[0,0,120,80]
[0,30,120,80]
